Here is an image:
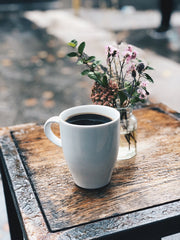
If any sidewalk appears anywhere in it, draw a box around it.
[25,8,180,112]
[0,8,180,129]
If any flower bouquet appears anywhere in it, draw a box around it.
[67,39,154,159]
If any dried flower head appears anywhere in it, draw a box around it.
[91,81,118,107]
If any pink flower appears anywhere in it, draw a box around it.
[140,80,148,88]
[105,45,110,55]
[123,51,132,63]
[123,50,131,58]
[139,95,147,100]
[127,45,133,52]
[123,49,137,63]
[137,88,147,99]
[105,45,119,56]
[127,63,136,73]
[131,50,137,59]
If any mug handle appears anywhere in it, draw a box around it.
[44,116,62,147]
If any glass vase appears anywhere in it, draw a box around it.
[117,106,137,160]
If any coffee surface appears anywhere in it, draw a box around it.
[66,113,112,125]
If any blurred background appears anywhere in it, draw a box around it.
[0,0,180,239]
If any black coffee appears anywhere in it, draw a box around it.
[66,113,112,125]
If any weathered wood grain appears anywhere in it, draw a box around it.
[9,105,180,232]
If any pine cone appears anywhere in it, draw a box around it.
[91,80,118,107]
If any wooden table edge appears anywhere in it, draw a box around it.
[0,104,180,239]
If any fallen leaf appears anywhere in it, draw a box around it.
[30,56,39,64]
[42,91,54,99]
[61,67,72,75]
[2,59,12,67]
[24,98,38,107]
[57,49,67,58]
[38,51,48,59]
[47,40,57,48]
[46,54,56,63]
[38,68,46,76]
[43,100,55,108]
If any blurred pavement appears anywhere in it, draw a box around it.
[25,8,180,113]
[0,5,180,240]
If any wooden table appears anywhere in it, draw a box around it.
[0,103,180,240]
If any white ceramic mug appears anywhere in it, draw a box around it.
[44,105,120,189]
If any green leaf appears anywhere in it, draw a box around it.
[94,71,101,78]
[118,91,128,105]
[78,42,85,55]
[102,75,108,86]
[81,69,90,75]
[67,39,78,48]
[67,52,78,57]
[145,66,154,70]
[125,85,132,95]
[96,79,103,85]
[132,91,139,99]
[77,59,84,65]
[87,56,96,62]
[92,63,96,68]
[88,72,98,80]
[144,73,154,83]
[94,60,101,65]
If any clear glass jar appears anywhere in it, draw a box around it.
[117,106,137,160]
